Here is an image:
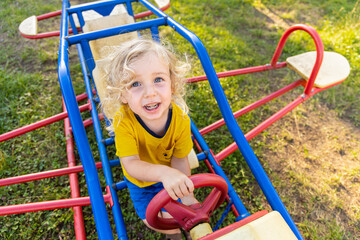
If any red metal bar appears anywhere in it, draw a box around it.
[0,197,92,216]
[134,1,171,19]
[37,10,62,20]
[0,162,103,187]
[186,62,287,83]
[215,94,309,161]
[214,84,339,162]
[0,192,113,216]
[0,103,90,142]
[199,79,304,136]
[82,113,104,129]
[20,28,81,39]
[63,99,86,240]
[270,24,324,96]
[76,92,90,102]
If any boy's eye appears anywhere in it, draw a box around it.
[154,77,164,83]
[131,82,140,87]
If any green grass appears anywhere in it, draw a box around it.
[0,0,359,239]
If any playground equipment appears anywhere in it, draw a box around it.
[0,0,350,239]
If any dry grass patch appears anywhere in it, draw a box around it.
[261,101,360,239]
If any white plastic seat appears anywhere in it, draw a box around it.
[286,51,350,88]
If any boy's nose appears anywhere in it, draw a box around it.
[144,84,156,97]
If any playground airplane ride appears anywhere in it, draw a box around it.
[1,0,350,239]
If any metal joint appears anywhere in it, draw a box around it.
[203,150,209,158]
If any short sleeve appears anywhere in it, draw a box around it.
[114,117,138,158]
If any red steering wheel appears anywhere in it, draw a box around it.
[145,173,228,231]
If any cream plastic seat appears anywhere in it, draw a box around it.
[154,0,171,8]
[83,11,138,61]
[86,5,137,101]
[19,15,38,36]
[286,51,350,88]
[215,211,297,240]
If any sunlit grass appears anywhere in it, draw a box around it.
[0,0,359,239]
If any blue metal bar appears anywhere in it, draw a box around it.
[66,0,131,14]
[66,18,166,45]
[74,11,86,29]
[115,181,128,191]
[57,1,113,239]
[214,200,233,231]
[191,120,250,219]
[109,159,121,167]
[103,137,115,146]
[196,152,207,161]
[68,5,127,237]
[151,26,160,42]
[124,0,134,17]
[77,39,128,239]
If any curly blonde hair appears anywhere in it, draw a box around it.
[101,39,190,131]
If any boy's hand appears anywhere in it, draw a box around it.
[160,168,194,201]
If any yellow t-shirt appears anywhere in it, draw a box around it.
[114,103,193,187]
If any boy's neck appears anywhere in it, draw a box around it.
[144,115,168,136]
[135,107,172,137]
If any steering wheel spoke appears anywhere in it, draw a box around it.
[164,200,197,225]
[200,188,223,216]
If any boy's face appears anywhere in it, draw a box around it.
[121,53,172,126]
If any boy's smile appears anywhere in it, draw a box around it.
[121,53,173,134]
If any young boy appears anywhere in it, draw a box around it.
[102,39,196,239]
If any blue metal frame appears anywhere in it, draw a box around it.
[57,0,303,239]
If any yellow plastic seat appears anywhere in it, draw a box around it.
[286,51,350,88]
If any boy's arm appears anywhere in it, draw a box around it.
[171,156,198,205]
[171,155,191,177]
[120,155,194,200]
